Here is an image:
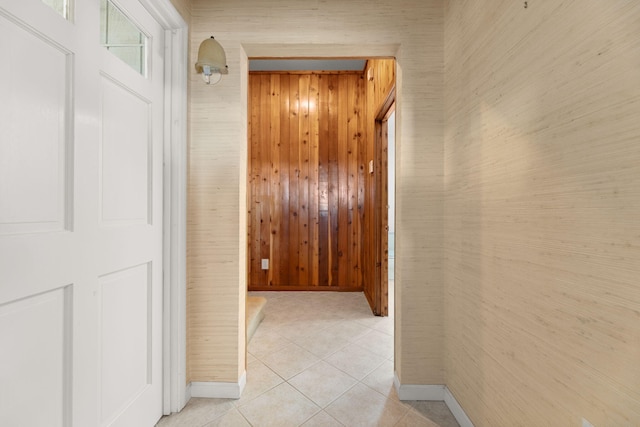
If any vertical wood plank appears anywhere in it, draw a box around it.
[347,74,359,287]
[308,74,320,286]
[269,74,281,286]
[318,74,330,286]
[327,74,339,286]
[249,75,262,287]
[298,74,310,286]
[288,74,300,285]
[356,75,366,289]
[337,76,349,287]
[279,74,290,285]
[259,74,271,287]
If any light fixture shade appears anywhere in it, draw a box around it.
[195,36,228,75]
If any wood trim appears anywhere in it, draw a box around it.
[376,86,396,120]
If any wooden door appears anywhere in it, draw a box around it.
[0,0,165,425]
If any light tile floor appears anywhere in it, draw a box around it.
[157,283,459,427]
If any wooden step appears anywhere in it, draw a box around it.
[246,296,267,342]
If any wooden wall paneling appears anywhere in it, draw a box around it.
[327,74,339,287]
[248,71,370,291]
[356,75,367,292]
[337,76,349,286]
[347,75,360,287]
[269,74,281,286]
[288,74,300,285]
[318,75,330,287]
[278,74,290,284]
[249,75,262,287]
[297,74,310,286]
[259,74,271,287]
[308,74,320,286]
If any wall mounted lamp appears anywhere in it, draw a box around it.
[195,36,228,85]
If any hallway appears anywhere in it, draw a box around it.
[157,284,459,426]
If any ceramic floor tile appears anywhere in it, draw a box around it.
[202,408,251,427]
[325,343,387,380]
[361,359,396,397]
[260,343,320,380]
[247,330,292,359]
[275,319,328,342]
[395,409,442,427]
[293,327,351,358]
[237,382,320,427]
[325,383,409,427]
[300,410,344,426]
[372,316,395,336]
[155,397,235,427]
[353,329,394,359]
[162,290,459,427]
[329,321,372,343]
[233,360,284,407]
[406,401,461,427]
[289,360,358,408]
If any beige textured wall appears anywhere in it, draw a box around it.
[444,1,640,426]
[169,0,190,24]
[188,0,444,384]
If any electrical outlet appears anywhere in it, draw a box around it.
[582,418,594,427]
[261,259,269,270]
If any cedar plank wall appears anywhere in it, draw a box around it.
[444,1,640,426]
[247,62,395,292]
[247,72,366,291]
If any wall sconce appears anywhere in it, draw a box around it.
[195,36,228,85]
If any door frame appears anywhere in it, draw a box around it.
[138,0,189,415]
[373,87,395,316]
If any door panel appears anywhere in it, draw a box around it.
[100,76,152,225]
[0,286,71,427]
[0,0,164,425]
[0,13,70,235]
[97,1,164,425]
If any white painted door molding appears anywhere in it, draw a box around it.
[138,0,188,416]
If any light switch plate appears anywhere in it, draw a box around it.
[261,259,269,270]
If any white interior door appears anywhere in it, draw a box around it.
[0,0,165,426]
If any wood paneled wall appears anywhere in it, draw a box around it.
[248,72,366,290]
[444,1,640,426]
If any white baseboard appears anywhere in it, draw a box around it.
[394,373,474,427]
[394,372,445,400]
[444,387,474,427]
[184,382,192,403]
[188,371,247,399]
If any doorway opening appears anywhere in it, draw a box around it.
[245,57,396,332]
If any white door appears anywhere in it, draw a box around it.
[0,0,165,426]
